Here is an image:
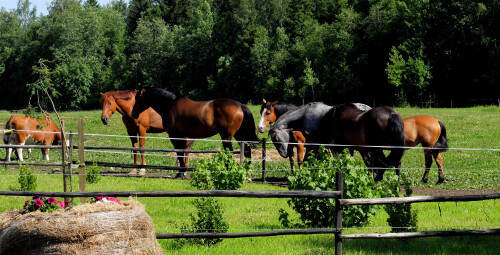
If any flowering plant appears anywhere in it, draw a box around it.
[23,195,71,213]
[90,196,121,204]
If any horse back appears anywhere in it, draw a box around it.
[403,115,442,147]
[5,116,61,145]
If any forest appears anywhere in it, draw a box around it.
[0,0,499,110]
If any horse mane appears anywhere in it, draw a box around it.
[147,87,177,101]
[113,90,136,100]
[273,103,298,118]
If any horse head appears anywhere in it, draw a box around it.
[100,92,116,125]
[258,99,278,133]
[269,127,291,158]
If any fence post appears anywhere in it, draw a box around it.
[240,142,245,166]
[78,118,86,204]
[68,133,73,193]
[261,138,266,182]
[335,170,344,255]
[60,120,67,193]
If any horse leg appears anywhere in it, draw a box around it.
[138,128,148,176]
[184,139,194,168]
[434,152,445,184]
[420,150,433,184]
[297,144,305,170]
[171,138,188,179]
[17,141,25,161]
[287,143,295,173]
[41,148,50,161]
[128,135,139,175]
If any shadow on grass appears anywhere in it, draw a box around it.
[344,235,499,254]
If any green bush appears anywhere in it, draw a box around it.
[18,164,37,191]
[284,147,380,227]
[181,197,229,246]
[385,173,418,232]
[191,150,247,190]
[85,162,101,184]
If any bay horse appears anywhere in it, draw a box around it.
[131,87,259,178]
[318,104,405,182]
[3,115,63,161]
[403,115,448,184]
[100,91,194,175]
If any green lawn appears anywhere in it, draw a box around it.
[0,106,498,254]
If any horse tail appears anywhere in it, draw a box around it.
[433,120,449,153]
[235,104,260,144]
[3,117,14,144]
[385,113,405,167]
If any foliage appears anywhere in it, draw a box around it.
[190,149,247,190]
[85,162,101,184]
[23,195,70,213]
[384,173,418,232]
[180,197,229,246]
[18,164,37,191]
[285,147,379,228]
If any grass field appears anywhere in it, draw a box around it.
[0,106,498,254]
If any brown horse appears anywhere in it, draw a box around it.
[100,90,194,175]
[258,99,305,171]
[403,115,448,184]
[3,115,63,161]
[131,87,259,178]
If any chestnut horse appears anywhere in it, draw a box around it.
[403,115,448,184]
[3,115,62,161]
[258,99,304,171]
[318,104,405,182]
[131,87,259,178]
[100,91,194,175]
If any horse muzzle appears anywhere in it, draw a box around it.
[101,116,109,125]
[258,126,266,133]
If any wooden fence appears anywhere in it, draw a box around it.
[0,119,499,254]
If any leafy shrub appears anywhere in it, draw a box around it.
[181,197,229,246]
[86,162,101,184]
[285,147,379,227]
[385,173,418,232]
[191,150,247,190]
[18,164,37,191]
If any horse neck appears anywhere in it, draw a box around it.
[114,97,135,117]
[274,104,297,120]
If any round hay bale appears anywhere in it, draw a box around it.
[0,198,163,255]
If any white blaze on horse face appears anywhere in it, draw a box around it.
[258,108,267,133]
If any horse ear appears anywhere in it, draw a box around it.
[272,101,278,106]
[262,99,267,104]
[100,92,104,96]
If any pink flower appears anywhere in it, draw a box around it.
[34,199,44,207]
[65,200,71,207]
[47,197,56,204]
[95,196,104,201]
[56,201,64,208]
[24,200,29,205]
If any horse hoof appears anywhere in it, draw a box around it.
[436,178,445,185]
[174,172,189,180]
[128,170,137,175]
[138,170,146,176]
[420,179,428,184]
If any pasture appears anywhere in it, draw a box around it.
[0,106,498,254]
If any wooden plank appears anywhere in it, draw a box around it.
[0,190,341,199]
[156,228,339,239]
[339,193,500,206]
[335,171,344,255]
[340,229,500,239]
[83,161,194,171]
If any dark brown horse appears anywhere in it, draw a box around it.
[403,115,448,184]
[131,87,259,177]
[258,99,304,171]
[100,90,194,175]
[318,104,405,182]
